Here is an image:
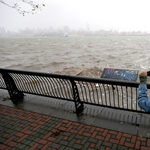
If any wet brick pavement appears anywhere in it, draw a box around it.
[0,104,150,150]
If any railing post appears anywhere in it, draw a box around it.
[70,80,84,114]
[1,72,24,104]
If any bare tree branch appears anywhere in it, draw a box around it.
[0,0,45,16]
[0,0,16,8]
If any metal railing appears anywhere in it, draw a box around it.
[0,68,150,114]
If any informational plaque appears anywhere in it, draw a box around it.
[101,68,139,81]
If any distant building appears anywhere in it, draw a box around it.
[62,26,70,36]
[0,27,6,37]
[86,23,90,32]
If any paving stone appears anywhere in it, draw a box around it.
[14,127,22,131]
[5,124,13,128]
[28,141,36,146]
[31,132,37,136]
[42,130,48,135]
[81,137,89,145]
[128,148,134,150]
[102,141,112,147]
[111,144,118,150]
[59,145,66,150]
[125,138,131,142]
[41,118,46,121]
[27,135,35,141]
[0,138,6,143]
[111,134,116,139]
[68,139,76,147]
[37,144,44,149]
[97,131,103,135]
[75,134,84,140]
[59,140,69,146]
[141,141,146,146]
[64,147,75,150]
[36,128,42,132]
[87,148,97,150]
[72,143,83,149]
[39,129,45,133]
[62,123,66,127]
[6,129,14,134]
[88,137,98,143]
[42,126,49,130]
[12,137,20,142]
[85,128,90,132]
[46,147,53,150]
[82,142,91,149]
[99,146,105,150]
[118,145,128,150]
[13,121,21,126]
[14,143,22,148]
[38,133,45,138]
[40,125,46,129]
[33,132,41,137]
[0,122,4,126]
[24,140,32,145]
[95,140,102,149]
[51,143,61,149]
[34,137,41,142]
[23,146,32,150]
[17,144,26,149]
[47,126,54,130]
[29,127,34,130]
[21,121,29,125]
[55,135,64,143]
[23,122,31,128]
[63,132,71,137]
[11,148,18,150]
[7,132,18,139]
[67,133,76,142]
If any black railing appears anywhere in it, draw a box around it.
[0,68,150,114]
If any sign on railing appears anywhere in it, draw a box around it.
[101,68,139,81]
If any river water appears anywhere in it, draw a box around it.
[0,36,150,75]
[0,36,150,110]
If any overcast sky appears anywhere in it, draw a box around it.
[0,0,150,32]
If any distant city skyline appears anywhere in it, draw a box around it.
[1,25,150,37]
[1,0,150,34]
[0,23,150,34]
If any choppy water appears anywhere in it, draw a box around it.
[0,36,150,73]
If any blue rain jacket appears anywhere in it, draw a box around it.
[138,84,150,112]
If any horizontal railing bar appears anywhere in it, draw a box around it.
[1,68,150,88]
[0,68,71,79]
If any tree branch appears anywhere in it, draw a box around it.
[0,0,45,16]
[0,0,16,8]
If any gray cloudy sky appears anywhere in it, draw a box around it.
[0,0,150,32]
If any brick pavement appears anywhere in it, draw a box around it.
[0,104,150,150]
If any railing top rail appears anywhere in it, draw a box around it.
[1,68,150,88]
